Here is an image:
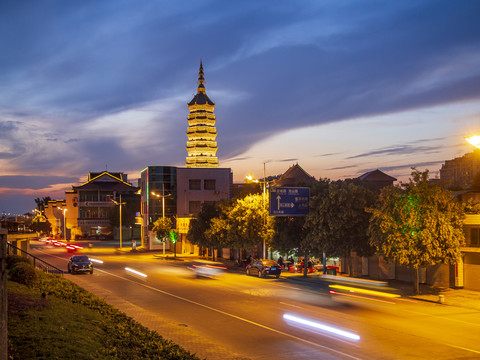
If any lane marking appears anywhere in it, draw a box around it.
[447,344,480,354]
[95,268,363,360]
[280,302,304,309]
[275,284,303,291]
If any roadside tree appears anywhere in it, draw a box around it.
[188,201,225,261]
[152,217,173,242]
[305,181,377,275]
[367,169,465,294]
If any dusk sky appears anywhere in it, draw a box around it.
[1,0,480,215]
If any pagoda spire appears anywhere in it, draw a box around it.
[185,61,219,168]
[197,60,206,94]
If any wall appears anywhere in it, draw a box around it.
[464,252,480,290]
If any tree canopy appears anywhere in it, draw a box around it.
[368,169,465,269]
[187,201,224,249]
[152,217,173,241]
[305,181,377,260]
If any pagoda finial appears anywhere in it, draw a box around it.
[197,59,206,94]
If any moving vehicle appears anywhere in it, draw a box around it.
[67,255,93,274]
[190,260,227,277]
[246,259,281,278]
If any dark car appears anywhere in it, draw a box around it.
[246,259,281,278]
[68,255,93,274]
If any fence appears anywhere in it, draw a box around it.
[7,242,63,275]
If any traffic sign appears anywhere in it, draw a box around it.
[269,187,310,216]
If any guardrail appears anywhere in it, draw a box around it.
[7,242,64,275]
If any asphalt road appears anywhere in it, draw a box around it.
[30,242,480,360]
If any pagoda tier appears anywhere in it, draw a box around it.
[185,61,219,168]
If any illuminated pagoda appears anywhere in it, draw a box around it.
[185,60,219,168]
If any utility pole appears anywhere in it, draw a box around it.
[110,194,126,249]
[152,184,171,255]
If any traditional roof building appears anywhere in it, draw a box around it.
[358,169,396,189]
[185,61,219,168]
[274,164,316,187]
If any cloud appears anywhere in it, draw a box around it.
[0,175,79,190]
[327,165,358,171]
[315,152,343,157]
[360,161,445,174]
[347,145,442,159]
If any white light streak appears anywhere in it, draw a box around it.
[89,258,104,264]
[125,267,147,278]
[283,313,360,341]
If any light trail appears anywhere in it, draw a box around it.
[283,313,361,341]
[125,267,147,277]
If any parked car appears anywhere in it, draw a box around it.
[67,255,93,274]
[246,259,281,278]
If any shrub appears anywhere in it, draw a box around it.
[6,254,32,269]
[9,262,37,287]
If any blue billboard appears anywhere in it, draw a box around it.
[269,187,310,216]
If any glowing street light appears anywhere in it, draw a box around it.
[466,135,480,149]
[152,184,171,255]
[57,207,67,241]
[246,163,268,259]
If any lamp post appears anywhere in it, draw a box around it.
[57,207,67,241]
[246,162,268,259]
[152,184,171,255]
[110,195,126,249]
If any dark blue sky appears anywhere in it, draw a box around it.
[1,0,480,214]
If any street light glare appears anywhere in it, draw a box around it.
[245,174,259,183]
[466,135,480,149]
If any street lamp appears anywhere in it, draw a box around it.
[152,184,171,255]
[57,207,67,241]
[466,135,480,149]
[110,195,126,249]
[246,163,268,259]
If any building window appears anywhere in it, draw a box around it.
[189,179,201,190]
[469,228,480,247]
[189,201,202,214]
[204,179,216,190]
[79,207,99,219]
[99,192,114,201]
[79,191,98,202]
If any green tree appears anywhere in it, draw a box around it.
[188,201,225,259]
[206,194,272,258]
[368,169,465,294]
[304,181,377,275]
[152,217,173,241]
